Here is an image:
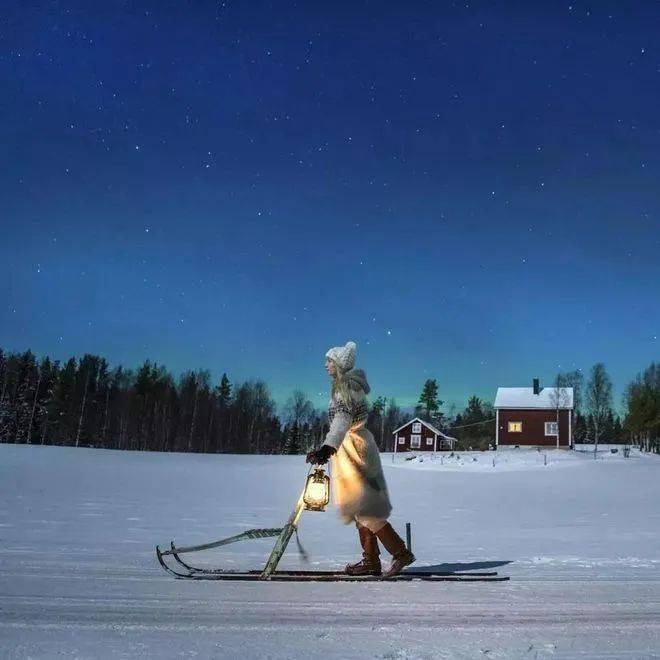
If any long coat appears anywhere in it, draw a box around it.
[322,369,392,524]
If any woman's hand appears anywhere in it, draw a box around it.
[306,444,336,465]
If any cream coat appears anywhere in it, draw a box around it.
[322,369,392,524]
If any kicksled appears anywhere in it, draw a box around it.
[155,466,509,583]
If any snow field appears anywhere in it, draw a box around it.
[1,444,659,659]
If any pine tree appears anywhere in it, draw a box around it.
[216,373,232,407]
[97,359,112,447]
[0,394,12,442]
[50,358,77,445]
[37,357,58,445]
[586,414,596,443]
[623,361,660,453]
[0,348,8,434]
[417,379,444,423]
[0,348,6,401]
[134,360,155,451]
[15,351,38,444]
[74,355,100,448]
[25,360,44,445]
[455,396,493,450]
[300,423,313,453]
[370,396,387,450]
[601,409,616,442]
[573,412,587,443]
[111,366,133,450]
[212,373,232,453]
[284,422,301,454]
[15,375,33,444]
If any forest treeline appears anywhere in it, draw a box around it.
[0,347,658,454]
[0,347,405,454]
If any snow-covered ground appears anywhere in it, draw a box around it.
[1,444,659,659]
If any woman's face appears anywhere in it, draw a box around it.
[325,358,337,377]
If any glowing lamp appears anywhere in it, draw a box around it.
[303,467,330,511]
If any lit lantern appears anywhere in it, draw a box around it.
[303,467,330,511]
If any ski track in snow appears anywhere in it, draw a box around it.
[0,444,659,659]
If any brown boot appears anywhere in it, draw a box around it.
[375,523,416,578]
[345,524,382,576]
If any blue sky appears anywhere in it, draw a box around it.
[1,1,658,412]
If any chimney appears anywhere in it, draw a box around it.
[533,378,541,395]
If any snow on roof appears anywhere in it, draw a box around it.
[494,387,574,409]
[392,417,457,440]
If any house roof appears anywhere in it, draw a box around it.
[392,417,457,441]
[494,387,574,409]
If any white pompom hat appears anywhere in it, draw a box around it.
[325,341,357,373]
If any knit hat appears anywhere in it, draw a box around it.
[325,341,357,373]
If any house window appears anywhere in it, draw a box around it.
[411,435,421,449]
[508,421,523,433]
[426,437,433,446]
[398,437,405,445]
[545,421,558,436]
[412,422,422,433]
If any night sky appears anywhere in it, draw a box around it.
[1,1,659,412]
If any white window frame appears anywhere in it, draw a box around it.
[508,421,523,433]
[545,421,558,436]
[425,437,433,446]
[412,422,422,433]
[398,436,405,445]
[411,434,421,449]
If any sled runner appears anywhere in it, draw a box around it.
[156,559,507,583]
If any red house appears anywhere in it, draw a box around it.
[392,417,457,453]
[494,379,574,448]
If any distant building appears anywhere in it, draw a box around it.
[494,378,574,448]
[392,417,457,452]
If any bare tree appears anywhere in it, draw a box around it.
[550,374,572,448]
[556,369,584,414]
[586,363,613,458]
[283,390,314,427]
[384,398,404,452]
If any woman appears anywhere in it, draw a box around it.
[306,341,415,578]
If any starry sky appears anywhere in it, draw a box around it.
[1,1,659,413]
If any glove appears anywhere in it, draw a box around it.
[305,444,336,465]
